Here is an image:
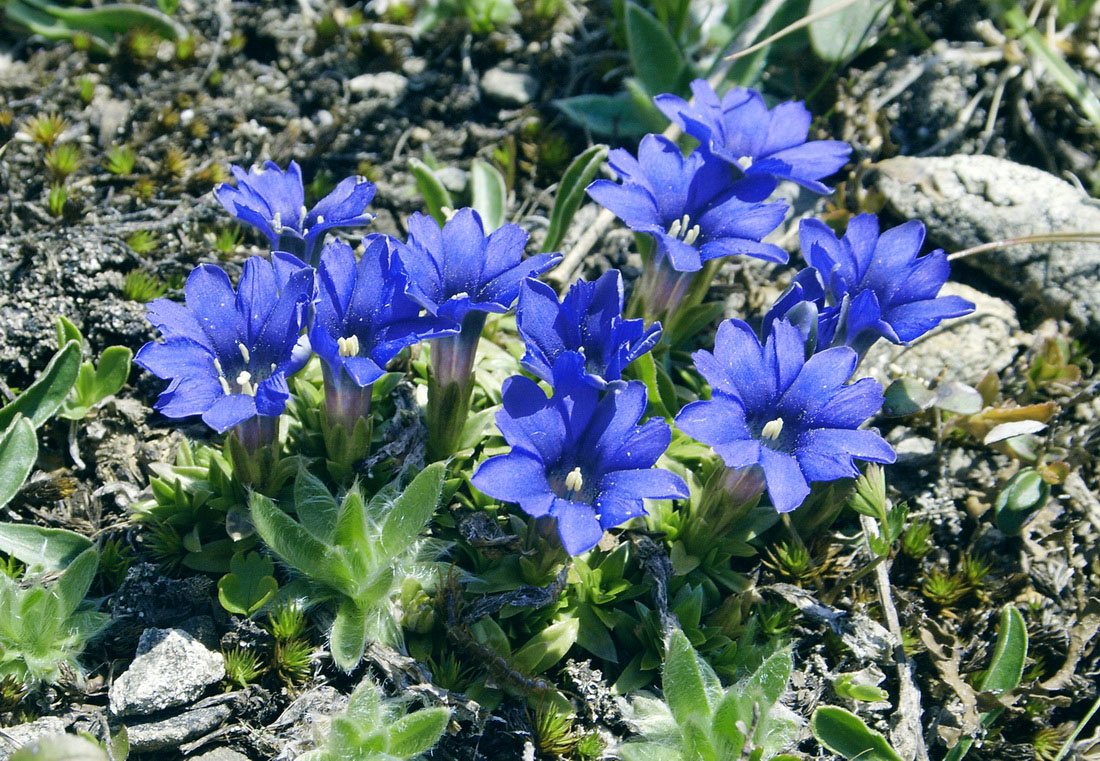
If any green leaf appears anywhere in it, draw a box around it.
[294,467,340,543]
[807,0,890,62]
[250,493,353,596]
[330,597,368,671]
[617,742,685,761]
[554,93,654,138]
[0,418,37,511]
[993,468,1049,536]
[470,158,508,232]
[0,522,92,572]
[92,346,132,401]
[931,382,983,415]
[980,604,1027,693]
[377,463,445,561]
[346,679,385,723]
[387,707,451,757]
[10,733,108,761]
[408,158,454,226]
[0,341,81,430]
[54,315,83,348]
[511,617,580,675]
[632,351,669,418]
[810,705,903,761]
[55,546,99,619]
[882,377,936,417]
[542,144,607,253]
[218,551,278,616]
[624,0,686,96]
[663,629,713,726]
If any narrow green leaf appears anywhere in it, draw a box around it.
[624,0,686,96]
[0,341,81,430]
[55,545,99,619]
[377,463,445,561]
[980,604,1027,693]
[554,93,653,138]
[250,493,352,596]
[511,616,579,675]
[810,705,903,761]
[0,522,92,572]
[0,418,37,510]
[470,158,508,232]
[408,157,453,226]
[387,707,451,757]
[54,315,83,348]
[330,597,368,671]
[10,733,108,761]
[294,467,340,543]
[542,144,607,253]
[663,629,713,726]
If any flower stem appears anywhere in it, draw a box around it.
[426,312,486,461]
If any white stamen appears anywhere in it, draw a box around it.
[761,417,785,440]
[272,212,283,233]
[737,156,753,170]
[218,376,232,395]
[238,342,250,363]
[682,225,701,246]
[299,205,308,226]
[667,214,698,244]
[337,335,360,357]
[440,206,456,220]
[668,218,682,238]
[564,467,584,494]
[453,291,469,300]
[316,214,325,224]
[212,357,224,375]
[356,176,367,184]
[236,370,255,396]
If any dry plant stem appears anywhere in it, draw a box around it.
[723,0,867,62]
[860,512,929,761]
[947,232,1100,261]
[822,548,887,606]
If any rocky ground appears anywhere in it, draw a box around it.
[1,0,1099,759]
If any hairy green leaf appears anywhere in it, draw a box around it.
[0,522,92,572]
[624,0,686,96]
[663,629,713,726]
[0,341,81,430]
[377,463,445,561]
[387,707,451,757]
[0,418,37,511]
[330,597,368,671]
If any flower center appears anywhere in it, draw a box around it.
[760,417,784,441]
[667,214,701,246]
[337,335,360,357]
[564,467,584,494]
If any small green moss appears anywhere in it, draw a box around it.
[126,230,158,255]
[126,29,161,60]
[47,184,67,217]
[0,674,27,713]
[224,647,264,689]
[901,521,932,559]
[133,177,156,201]
[97,537,134,592]
[762,540,814,582]
[959,552,993,587]
[105,145,137,175]
[45,143,81,180]
[921,568,969,607]
[534,704,579,758]
[213,225,243,256]
[162,146,189,178]
[77,76,96,105]
[122,269,168,302]
[273,637,313,685]
[24,114,67,147]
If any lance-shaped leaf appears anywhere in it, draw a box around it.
[0,418,36,511]
[250,492,354,597]
[0,341,81,430]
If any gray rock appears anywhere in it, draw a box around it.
[887,428,937,466]
[862,282,1022,385]
[480,67,538,106]
[0,717,69,760]
[124,704,233,752]
[109,628,225,716]
[348,71,408,100]
[875,154,1100,335]
[188,748,251,761]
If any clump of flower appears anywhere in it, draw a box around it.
[135,253,313,450]
[676,318,895,513]
[214,160,376,265]
[473,354,688,555]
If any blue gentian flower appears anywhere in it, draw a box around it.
[214,160,376,264]
[586,134,789,274]
[761,266,827,347]
[136,253,314,448]
[675,318,895,514]
[473,355,689,555]
[654,80,851,193]
[516,271,661,388]
[310,235,456,427]
[800,214,975,356]
[393,208,560,459]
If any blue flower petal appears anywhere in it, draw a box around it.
[758,446,810,513]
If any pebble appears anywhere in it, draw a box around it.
[109,627,225,716]
[348,71,408,100]
[480,67,538,106]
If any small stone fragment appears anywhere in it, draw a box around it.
[480,67,538,107]
[109,628,225,716]
[348,71,408,100]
